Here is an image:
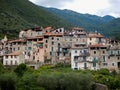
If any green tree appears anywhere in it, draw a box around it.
[14,63,27,77]
[0,73,17,90]
[0,62,4,74]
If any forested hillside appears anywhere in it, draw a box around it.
[0,0,72,38]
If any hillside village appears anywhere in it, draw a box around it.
[0,26,120,72]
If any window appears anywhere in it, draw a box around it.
[75,50,77,53]
[74,56,78,60]
[52,41,54,45]
[93,62,96,67]
[50,52,52,55]
[28,47,32,50]
[37,60,39,62]
[60,29,62,32]
[80,50,82,53]
[103,56,106,62]
[118,50,120,55]
[75,62,78,68]
[52,37,54,40]
[108,56,110,59]
[11,60,13,65]
[84,63,87,69]
[109,50,114,55]
[6,56,8,59]
[37,32,40,35]
[25,47,27,50]
[31,33,32,36]
[57,43,60,46]
[46,40,48,43]
[57,53,59,56]
[90,38,92,40]
[118,57,120,60]
[6,61,8,65]
[28,41,32,44]
[15,61,17,64]
[94,51,96,54]
[51,47,53,51]
[103,51,105,54]
[57,38,59,40]
[14,56,17,58]
[18,47,20,50]
[112,63,114,66]
[103,63,107,66]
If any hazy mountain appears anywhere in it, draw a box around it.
[43,7,115,27]
[42,7,120,37]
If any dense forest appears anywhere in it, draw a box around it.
[0,63,120,90]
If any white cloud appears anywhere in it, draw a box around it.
[62,0,110,15]
[29,0,120,17]
[98,0,120,17]
[29,0,74,8]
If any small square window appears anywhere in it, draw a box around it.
[94,51,96,54]
[52,37,54,40]
[103,51,105,54]
[90,38,92,40]
[112,63,114,66]
[75,50,77,53]
[118,57,120,60]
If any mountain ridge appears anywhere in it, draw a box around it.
[42,7,120,37]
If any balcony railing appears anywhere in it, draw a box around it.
[79,52,90,56]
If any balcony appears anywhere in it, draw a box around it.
[62,49,69,53]
[74,57,86,62]
[79,52,90,57]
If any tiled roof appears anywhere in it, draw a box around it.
[89,44,106,47]
[8,39,26,43]
[5,52,22,56]
[87,34,104,38]
[64,57,70,60]
[87,33,104,38]
[44,32,63,36]
[27,36,43,40]
[44,26,53,30]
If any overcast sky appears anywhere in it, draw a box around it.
[29,0,120,17]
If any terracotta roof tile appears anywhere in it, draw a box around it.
[5,52,22,56]
[44,32,63,36]
[27,36,43,40]
[89,44,106,47]
[44,26,53,30]
[8,39,26,43]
